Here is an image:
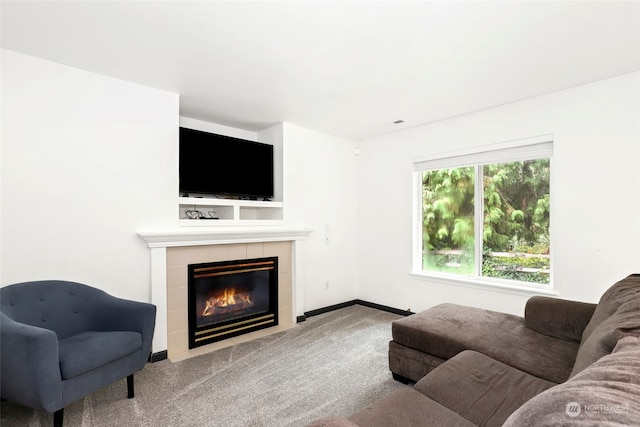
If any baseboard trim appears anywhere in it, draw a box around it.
[149,350,168,363]
[304,300,358,318]
[354,300,413,317]
[301,299,412,321]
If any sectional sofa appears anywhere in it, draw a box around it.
[308,274,640,426]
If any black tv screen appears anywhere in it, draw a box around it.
[179,127,274,199]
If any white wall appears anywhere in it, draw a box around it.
[4,48,637,319]
[0,49,179,302]
[0,50,360,313]
[282,123,359,310]
[356,72,640,315]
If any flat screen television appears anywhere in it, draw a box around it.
[179,127,274,200]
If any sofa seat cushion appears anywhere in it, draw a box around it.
[392,303,579,383]
[58,331,142,379]
[348,388,475,427]
[414,350,555,427]
[504,336,640,426]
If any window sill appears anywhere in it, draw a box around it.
[409,270,558,297]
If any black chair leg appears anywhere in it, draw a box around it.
[53,408,64,427]
[127,374,134,398]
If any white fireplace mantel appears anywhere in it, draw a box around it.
[137,226,312,248]
[137,226,312,355]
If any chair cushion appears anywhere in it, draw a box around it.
[58,331,142,379]
[414,350,556,427]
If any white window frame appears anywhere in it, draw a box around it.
[411,134,556,295]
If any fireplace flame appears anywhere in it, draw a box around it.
[202,287,254,316]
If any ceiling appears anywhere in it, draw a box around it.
[2,1,639,141]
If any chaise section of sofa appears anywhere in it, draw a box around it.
[389,299,590,384]
[307,274,640,426]
[309,335,640,427]
[389,274,640,384]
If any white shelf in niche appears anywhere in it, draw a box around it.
[179,197,283,226]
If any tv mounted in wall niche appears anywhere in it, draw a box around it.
[179,127,274,200]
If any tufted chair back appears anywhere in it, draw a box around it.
[2,280,127,339]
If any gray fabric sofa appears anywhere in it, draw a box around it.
[308,274,640,426]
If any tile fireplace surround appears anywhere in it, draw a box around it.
[137,227,311,361]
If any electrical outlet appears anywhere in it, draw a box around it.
[325,281,330,290]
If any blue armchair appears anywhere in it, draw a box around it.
[0,280,156,426]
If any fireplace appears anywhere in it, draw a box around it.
[188,257,279,349]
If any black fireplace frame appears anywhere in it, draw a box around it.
[187,256,279,349]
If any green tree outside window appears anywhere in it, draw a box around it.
[422,159,550,284]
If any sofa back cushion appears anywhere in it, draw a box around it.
[504,336,640,426]
[524,296,596,343]
[569,274,640,377]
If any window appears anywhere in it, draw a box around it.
[413,135,552,288]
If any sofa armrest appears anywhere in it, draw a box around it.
[0,312,63,412]
[524,296,596,343]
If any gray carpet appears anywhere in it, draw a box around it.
[1,305,408,426]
